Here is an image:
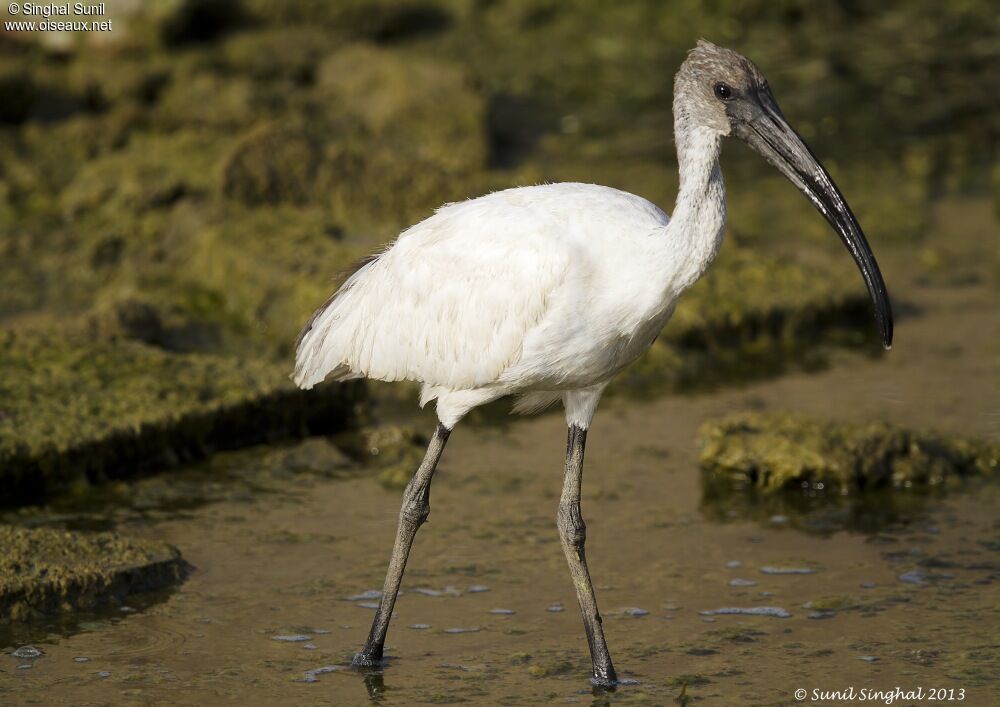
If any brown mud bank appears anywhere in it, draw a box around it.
[0,331,364,508]
[0,525,187,622]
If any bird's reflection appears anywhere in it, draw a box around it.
[590,687,615,706]
[362,669,387,703]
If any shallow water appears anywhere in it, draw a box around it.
[1,200,998,705]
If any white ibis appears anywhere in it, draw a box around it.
[293,41,892,687]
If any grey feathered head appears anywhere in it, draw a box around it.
[674,39,769,135]
[672,40,893,350]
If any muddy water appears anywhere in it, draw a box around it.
[2,200,999,706]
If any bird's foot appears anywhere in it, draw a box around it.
[589,669,639,690]
[351,650,383,669]
[589,668,619,690]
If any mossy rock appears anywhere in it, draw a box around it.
[219,26,332,82]
[154,0,249,47]
[0,525,188,621]
[180,203,367,354]
[333,425,428,490]
[992,161,1000,218]
[305,42,494,224]
[616,245,879,394]
[725,158,931,246]
[85,298,168,347]
[0,329,364,506]
[315,43,487,174]
[65,54,172,109]
[242,0,452,43]
[0,113,136,205]
[0,68,37,124]
[155,71,257,129]
[0,57,96,125]
[61,130,232,216]
[220,123,319,205]
[669,246,865,345]
[698,412,1000,495]
[319,142,480,230]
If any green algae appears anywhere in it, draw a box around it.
[315,43,486,175]
[180,204,368,356]
[0,330,364,506]
[0,525,188,621]
[220,123,318,205]
[332,425,428,491]
[218,26,331,82]
[241,0,453,43]
[61,130,229,216]
[699,412,999,495]
[615,245,879,395]
[0,67,37,124]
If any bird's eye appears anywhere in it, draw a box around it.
[714,82,734,101]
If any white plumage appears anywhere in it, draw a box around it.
[293,128,726,428]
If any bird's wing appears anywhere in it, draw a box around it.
[293,204,572,390]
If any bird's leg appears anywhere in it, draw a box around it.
[557,424,618,687]
[352,423,451,668]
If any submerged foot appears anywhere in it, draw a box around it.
[589,667,619,689]
[590,674,640,690]
[351,650,383,669]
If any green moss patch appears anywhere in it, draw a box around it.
[0,525,188,621]
[698,412,999,495]
[332,425,428,490]
[0,330,363,507]
[616,246,880,394]
[60,131,230,216]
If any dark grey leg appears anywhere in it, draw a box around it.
[557,424,618,687]
[352,423,451,668]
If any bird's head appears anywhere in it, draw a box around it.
[675,40,893,350]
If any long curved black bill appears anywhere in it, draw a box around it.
[734,88,893,349]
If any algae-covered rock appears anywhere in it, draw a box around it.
[616,246,878,394]
[304,42,491,226]
[155,0,248,47]
[155,71,257,129]
[0,330,364,506]
[669,247,868,349]
[315,44,487,175]
[262,437,353,476]
[86,298,168,346]
[992,161,1000,218]
[61,131,232,216]
[334,425,428,490]
[0,68,37,124]
[181,204,366,354]
[219,26,331,82]
[726,158,931,246]
[698,412,999,495]
[243,0,452,44]
[0,525,188,621]
[220,123,318,205]
[65,54,171,110]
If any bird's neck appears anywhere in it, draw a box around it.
[663,122,727,293]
